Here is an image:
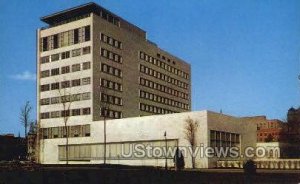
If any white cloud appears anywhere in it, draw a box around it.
[10,71,36,81]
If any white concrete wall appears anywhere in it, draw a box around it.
[39,111,257,168]
[206,111,257,167]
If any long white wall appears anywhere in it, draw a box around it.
[39,110,257,168]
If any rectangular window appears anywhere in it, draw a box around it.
[71,94,81,101]
[53,34,59,49]
[51,82,60,90]
[61,51,70,59]
[51,54,60,62]
[51,111,60,118]
[51,68,60,76]
[40,98,50,105]
[82,125,90,136]
[42,37,48,52]
[72,64,81,72]
[61,95,70,103]
[72,109,81,116]
[41,84,50,92]
[61,81,70,88]
[82,108,91,115]
[51,97,60,104]
[84,26,90,41]
[61,66,70,74]
[82,62,91,70]
[82,92,91,100]
[40,112,50,119]
[40,70,50,78]
[41,56,50,64]
[71,79,81,87]
[82,77,91,85]
[72,48,81,57]
[61,110,70,117]
[82,46,91,55]
[74,29,79,44]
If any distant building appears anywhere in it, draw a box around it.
[280,107,300,158]
[257,119,284,142]
[0,134,26,161]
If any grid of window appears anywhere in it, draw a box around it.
[210,130,240,153]
[100,48,122,63]
[139,77,189,100]
[100,108,122,119]
[40,107,91,119]
[101,63,122,78]
[100,93,122,106]
[139,90,189,110]
[41,124,90,139]
[100,78,122,92]
[40,77,91,92]
[140,51,189,80]
[100,33,122,49]
[41,46,91,64]
[140,64,188,89]
[41,62,91,78]
[40,26,90,52]
[139,103,177,115]
[58,139,177,161]
[40,92,90,106]
[100,10,120,27]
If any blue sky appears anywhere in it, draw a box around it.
[0,0,299,136]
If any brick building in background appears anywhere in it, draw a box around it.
[257,119,284,142]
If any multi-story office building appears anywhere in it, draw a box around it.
[37,2,191,125]
[36,3,263,167]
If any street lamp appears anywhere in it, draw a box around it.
[164,131,168,170]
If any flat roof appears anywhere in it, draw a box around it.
[41,2,146,35]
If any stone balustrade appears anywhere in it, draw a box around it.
[216,159,300,170]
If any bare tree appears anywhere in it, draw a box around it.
[29,120,37,134]
[58,86,73,165]
[184,117,198,169]
[20,101,32,137]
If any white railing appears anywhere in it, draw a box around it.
[216,159,300,169]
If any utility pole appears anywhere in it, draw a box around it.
[164,131,167,170]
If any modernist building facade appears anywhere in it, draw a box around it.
[37,3,259,168]
[39,111,257,168]
[37,2,191,125]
